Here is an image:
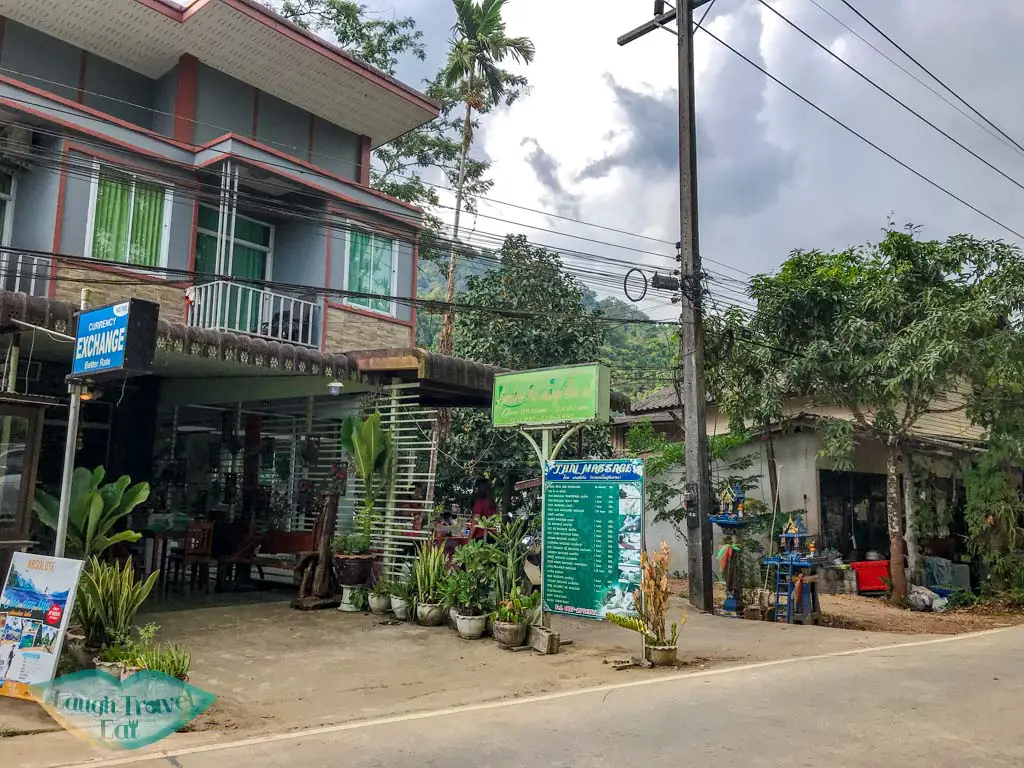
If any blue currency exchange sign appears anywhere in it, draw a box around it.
[72,302,130,377]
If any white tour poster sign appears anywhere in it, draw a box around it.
[0,552,84,700]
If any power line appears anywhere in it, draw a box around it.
[4,245,688,329]
[834,0,1024,159]
[803,0,1024,161]
[755,0,1024,202]
[7,132,681,302]
[693,17,1024,241]
[0,64,763,279]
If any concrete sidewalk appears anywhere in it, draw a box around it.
[1,595,938,767]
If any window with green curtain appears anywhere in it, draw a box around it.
[127,181,164,267]
[195,232,217,277]
[347,230,393,314]
[91,167,167,266]
[195,205,272,280]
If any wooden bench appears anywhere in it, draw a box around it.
[254,530,317,575]
[221,530,316,584]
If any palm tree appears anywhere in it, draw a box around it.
[436,0,535,357]
[425,1,534,506]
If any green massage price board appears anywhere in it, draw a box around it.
[542,459,644,620]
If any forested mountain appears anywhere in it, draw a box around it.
[416,257,676,402]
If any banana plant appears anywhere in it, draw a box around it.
[339,412,394,540]
[34,467,149,558]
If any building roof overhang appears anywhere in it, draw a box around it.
[0,0,439,148]
[0,292,352,380]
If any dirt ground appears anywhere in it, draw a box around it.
[3,588,1022,767]
[819,594,1024,634]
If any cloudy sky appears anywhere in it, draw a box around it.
[360,0,1024,320]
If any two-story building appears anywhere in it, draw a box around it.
[0,0,435,351]
[0,0,500,578]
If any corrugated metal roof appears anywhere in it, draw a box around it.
[631,387,681,413]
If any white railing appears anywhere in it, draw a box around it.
[186,280,320,348]
[0,250,50,297]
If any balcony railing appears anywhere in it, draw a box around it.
[186,280,320,348]
[0,250,49,297]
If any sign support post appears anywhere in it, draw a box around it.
[491,364,613,634]
[54,383,82,558]
[518,424,584,628]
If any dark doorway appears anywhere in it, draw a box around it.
[819,470,892,560]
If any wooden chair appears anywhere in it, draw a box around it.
[165,521,216,593]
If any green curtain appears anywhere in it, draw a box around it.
[127,181,165,267]
[229,244,267,331]
[235,217,271,247]
[195,232,217,278]
[369,234,393,313]
[92,174,131,263]
[347,230,372,309]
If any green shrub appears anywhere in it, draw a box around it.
[76,558,159,648]
[34,467,149,558]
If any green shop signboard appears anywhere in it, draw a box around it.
[491,364,610,428]
[542,459,644,619]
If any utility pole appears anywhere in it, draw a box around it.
[618,0,714,613]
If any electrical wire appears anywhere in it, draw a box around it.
[0,68,756,278]
[803,0,1024,161]
[0,134,681,303]
[754,0,1024,201]
[834,0,1024,160]
[692,17,1024,242]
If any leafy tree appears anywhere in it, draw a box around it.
[373,75,494,265]
[962,446,1024,596]
[436,0,536,357]
[278,0,426,73]
[747,227,1024,604]
[584,292,678,401]
[624,419,762,538]
[705,307,788,516]
[433,235,610,511]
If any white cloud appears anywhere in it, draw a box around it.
[374,0,1024,319]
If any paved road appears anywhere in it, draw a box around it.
[62,629,1024,768]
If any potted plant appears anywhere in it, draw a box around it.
[34,467,150,558]
[449,570,492,640]
[369,576,392,615]
[78,557,159,651]
[607,542,686,667]
[389,576,413,621]
[94,623,159,680]
[137,643,192,682]
[333,533,373,588]
[338,412,394,576]
[412,542,448,626]
[438,574,460,627]
[491,585,538,648]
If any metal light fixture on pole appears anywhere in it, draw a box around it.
[618,1,715,613]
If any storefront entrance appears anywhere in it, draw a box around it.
[0,397,46,577]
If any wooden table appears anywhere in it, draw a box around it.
[141,529,186,579]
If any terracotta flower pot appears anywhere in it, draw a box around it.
[492,621,527,648]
